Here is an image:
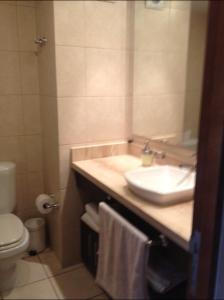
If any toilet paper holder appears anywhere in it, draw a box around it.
[43,194,60,210]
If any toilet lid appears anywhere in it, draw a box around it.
[0,214,24,247]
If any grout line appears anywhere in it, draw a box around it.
[1,277,51,294]
[48,277,61,300]
[47,263,84,280]
[87,292,106,300]
[0,49,37,54]
[36,254,50,279]
[38,252,84,279]
[54,44,129,52]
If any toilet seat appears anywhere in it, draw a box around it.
[0,214,29,260]
[0,228,29,260]
[0,214,24,250]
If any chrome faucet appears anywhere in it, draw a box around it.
[143,140,166,160]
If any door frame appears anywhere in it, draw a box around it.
[189,1,224,298]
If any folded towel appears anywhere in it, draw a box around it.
[85,203,99,225]
[96,202,149,300]
[81,212,99,233]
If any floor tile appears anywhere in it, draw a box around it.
[50,266,102,299]
[39,250,82,277]
[15,256,47,287]
[2,256,47,291]
[91,292,109,299]
[2,279,58,299]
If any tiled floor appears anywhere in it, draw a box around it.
[0,250,108,300]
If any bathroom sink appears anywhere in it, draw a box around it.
[124,165,195,205]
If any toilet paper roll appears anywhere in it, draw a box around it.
[35,194,53,214]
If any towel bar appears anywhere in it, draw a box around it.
[147,234,168,247]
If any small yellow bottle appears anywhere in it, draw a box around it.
[142,141,154,167]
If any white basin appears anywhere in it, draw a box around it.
[125,165,195,205]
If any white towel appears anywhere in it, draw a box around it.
[81,212,99,233]
[85,203,100,225]
[96,202,149,300]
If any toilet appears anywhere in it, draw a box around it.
[0,162,29,291]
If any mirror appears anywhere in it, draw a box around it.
[131,0,209,150]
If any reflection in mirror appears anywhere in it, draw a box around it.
[131,0,209,150]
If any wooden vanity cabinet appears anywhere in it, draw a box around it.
[76,172,190,299]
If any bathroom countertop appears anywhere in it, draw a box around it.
[72,155,193,251]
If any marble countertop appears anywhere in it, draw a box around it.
[72,155,193,251]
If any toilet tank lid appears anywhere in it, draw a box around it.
[0,214,24,247]
[0,161,16,172]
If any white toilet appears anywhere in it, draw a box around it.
[0,162,29,291]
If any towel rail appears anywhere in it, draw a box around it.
[147,234,168,248]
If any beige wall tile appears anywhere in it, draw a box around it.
[38,46,57,97]
[188,5,208,56]
[42,135,60,194]
[85,0,127,49]
[22,95,41,135]
[15,172,28,219]
[134,1,169,52]
[183,90,201,138]
[191,1,209,14]
[36,1,55,44]
[60,184,83,266]
[0,136,26,173]
[0,95,23,136]
[0,5,18,50]
[133,95,185,138]
[0,0,44,231]
[54,1,85,46]
[169,8,190,52]
[186,50,205,92]
[17,1,36,7]
[0,51,20,94]
[132,0,194,139]
[86,97,128,142]
[58,98,87,145]
[59,145,71,189]
[0,1,16,5]
[133,51,187,96]
[40,96,59,194]
[17,6,37,51]
[56,46,85,97]
[26,171,44,213]
[40,96,58,139]
[24,135,43,172]
[59,184,83,231]
[86,48,125,97]
[71,143,128,162]
[171,0,191,11]
[20,52,39,94]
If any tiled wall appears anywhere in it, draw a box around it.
[52,0,132,266]
[132,1,191,139]
[0,1,44,220]
[36,0,61,257]
[55,1,131,148]
[183,1,208,139]
[132,1,208,141]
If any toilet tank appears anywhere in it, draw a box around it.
[0,162,16,214]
